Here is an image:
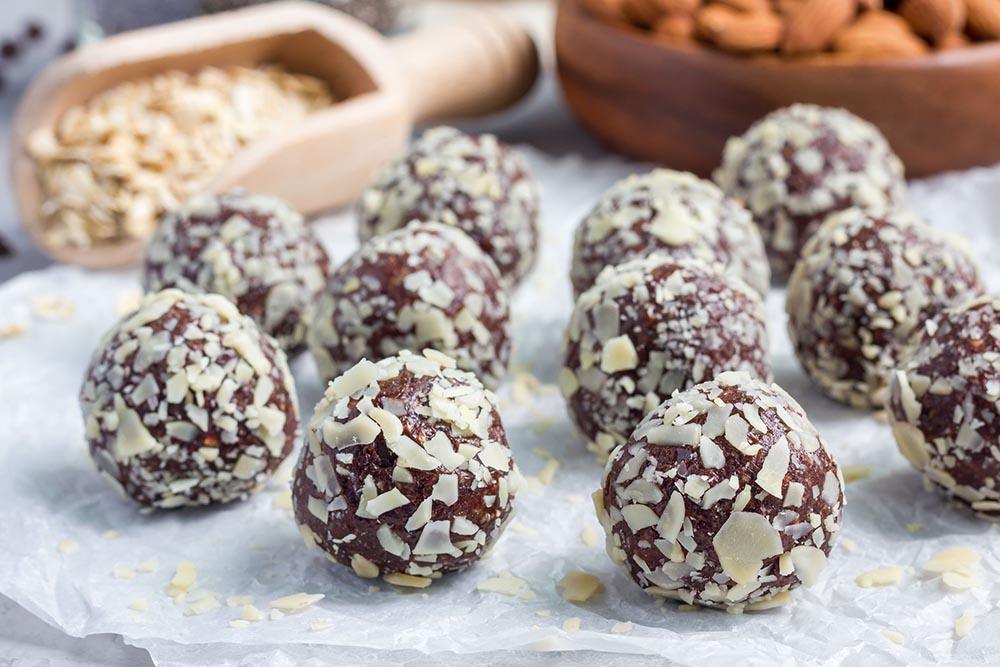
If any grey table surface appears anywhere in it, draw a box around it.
[0,2,616,665]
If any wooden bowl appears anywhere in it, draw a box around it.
[555,0,1000,178]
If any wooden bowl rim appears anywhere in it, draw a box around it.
[560,0,1000,73]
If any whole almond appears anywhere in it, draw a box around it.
[623,0,668,27]
[850,8,916,33]
[697,5,785,51]
[659,0,702,13]
[833,17,931,57]
[938,30,972,47]
[899,0,966,41]
[782,0,859,54]
[653,12,697,41]
[713,0,772,12]
[965,0,1000,39]
[582,0,627,21]
[623,0,701,26]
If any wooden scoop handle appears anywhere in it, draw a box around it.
[390,12,540,124]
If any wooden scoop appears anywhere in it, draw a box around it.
[10,1,539,269]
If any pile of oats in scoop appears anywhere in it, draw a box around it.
[28,65,333,249]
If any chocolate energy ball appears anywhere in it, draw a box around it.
[292,349,521,583]
[597,371,845,611]
[561,255,771,462]
[358,126,540,287]
[79,289,299,509]
[143,191,330,353]
[888,295,1000,519]
[714,104,907,280]
[308,221,511,389]
[787,209,983,410]
[570,169,770,298]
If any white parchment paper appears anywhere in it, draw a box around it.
[1,151,1000,667]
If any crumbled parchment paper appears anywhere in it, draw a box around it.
[1,151,999,666]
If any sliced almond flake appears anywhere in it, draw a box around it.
[0,321,27,338]
[656,491,685,542]
[384,573,433,589]
[580,525,601,547]
[331,359,378,397]
[508,521,538,537]
[413,520,460,557]
[559,570,604,602]
[922,546,980,574]
[855,566,903,588]
[268,593,324,613]
[941,570,980,592]
[842,465,873,483]
[32,295,75,320]
[430,474,459,505]
[310,619,334,632]
[389,437,442,471]
[128,598,148,612]
[112,566,135,580]
[789,546,826,587]
[621,504,659,532]
[698,436,725,469]
[746,591,791,611]
[477,571,529,596]
[368,407,403,443]
[600,335,639,373]
[136,557,159,574]
[955,610,977,639]
[562,617,582,634]
[57,539,79,555]
[741,404,768,433]
[559,368,579,397]
[351,554,380,579]
[364,487,410,517]
[405,497,434,532]
[723,415,755,455]
[755,436,789,498]
[880,628,904,645]
[186,596,221,616]
[323,413,381,449]
[424,432,464,470]
[645,423,701,447]
[166,561,197,598]
[610,621,633,634]
[538,458,560,485]
[712,512,783,585]
[782,482,805,507]
[238,605,264,623]
[226,595,254,607]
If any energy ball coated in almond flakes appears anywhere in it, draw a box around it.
[142,191,330,353]
[358,126,540,287]
[888,295,1000,519]
[79,289,299,509]
[570,169,769,298]
[561,255,771,462]
[714,104,906,280]
[292,350,520,583]
[596,371,845,611]
[308,221,511,389]
[786,208,983,410]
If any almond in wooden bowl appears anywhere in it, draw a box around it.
[555,0,1000,177]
